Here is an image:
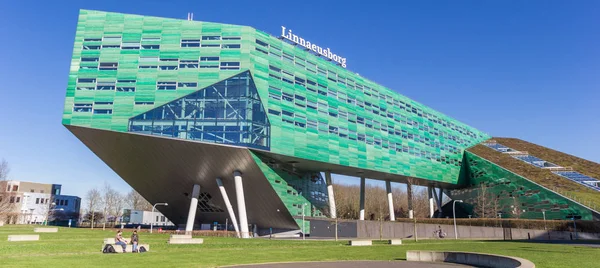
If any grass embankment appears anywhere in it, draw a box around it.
[467,144,600,210]
[1,226,599,268]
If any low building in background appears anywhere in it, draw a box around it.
[0,180,81,226]
[128,209,174,227]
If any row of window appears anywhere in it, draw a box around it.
[83,43,242,50]
[79,57,240,72]
[82,35,241,50]
[269,108,462,162]
[73,102,154,113]
[54,199,69,206]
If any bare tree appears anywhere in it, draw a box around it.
[101,182,120,229]
[127,189,153,211]
[473,183,493,218]
[85,188,101,228]
[0,159,16,225]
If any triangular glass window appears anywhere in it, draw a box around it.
[128,71,270,150]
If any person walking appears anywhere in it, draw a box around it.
[114,230,128,252]
[131,230,139,253]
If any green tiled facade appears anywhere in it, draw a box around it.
[449,152,594,220]
[63,10,489,187]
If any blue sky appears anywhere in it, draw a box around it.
[0,0,598,198]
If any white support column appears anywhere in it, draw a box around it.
[216,178,241,238]
[428,186,435,218]
[325,171,336,219]
[359,177,366,220]
[234,171,250,238]
[386,180,395,221]
[407,183,414,219]
[185,184,201,233]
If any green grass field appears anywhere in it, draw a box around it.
[0,226,598,267]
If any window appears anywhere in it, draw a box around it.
[9,197,14,203]
[12,185,18,191]
[77,78,96,83]
[30,189,34,193]
[117,79,136,83]
[268,109,280,116]
[161,216,165,222]
[179,60,199,68]
[282,110,294,117]
[178,82,197,88]
[157,81,177,90]
[201,43,220,47]
[102,44,120,49]
[181,39,200,47]
[82,45,100,50]
[83,38,101,42]
[122,42,140,49]
[60,200,64,206]
[99,62,118,70]
[73,103,92,112]
[200,56,219,61]
[35,198,40,204]
[142,44,160,49]
[135,101,154,105]
[222,44,241,49]
[202,36,220,40]
[94,101,113,105]
[81,57,99,62]
[16,197,20,203]
[159,65,178,70]
[220,62,240,70]
[256,39,269,47]
[93,109,113,114]
[222,36,241,40]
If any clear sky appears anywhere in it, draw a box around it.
[0,0,598,199]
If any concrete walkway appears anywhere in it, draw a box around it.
[226,261,472,267]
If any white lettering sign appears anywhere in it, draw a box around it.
[281,26,347,68]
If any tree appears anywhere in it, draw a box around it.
[0,159,16,225]
[473,183,494,218]
[127,189,152,211]
[101,182,124,229]
[85,188,101,228]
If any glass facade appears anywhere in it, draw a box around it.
[128,71,270,150]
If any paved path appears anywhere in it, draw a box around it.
[226,261,472,268]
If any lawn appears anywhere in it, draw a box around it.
[0,226,598,267]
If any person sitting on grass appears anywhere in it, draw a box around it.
[115,230,128,252]
[130,230,139,253]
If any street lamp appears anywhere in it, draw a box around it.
[453,200,463,239]
[542,210,547,230]
[150,203,168,233]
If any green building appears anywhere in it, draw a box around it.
[63,10,599,237]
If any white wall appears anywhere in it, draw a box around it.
[129,210,174,226]
[18,193,52,224]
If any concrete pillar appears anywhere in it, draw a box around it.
[428,186,435,218]
[216,178,241,238]
[234,171,250,238]
[386,180,395,221]
[325,171,336,218]
[407,183,414,219]
[359,177,366,220]
[185,184,201,233]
